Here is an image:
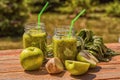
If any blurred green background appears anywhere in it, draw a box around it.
[0,0,120,50]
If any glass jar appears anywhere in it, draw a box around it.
[23,23,47,56]
[53,27,77,64]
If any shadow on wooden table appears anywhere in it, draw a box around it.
[70,66,102,80]
[24,68,66,78]
[50,71,66,77]
[71,73,96,80]
[24,67,48,75]
[24,66,101,80]
[88,66,102,73]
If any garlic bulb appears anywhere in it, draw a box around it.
[45,57,64,74]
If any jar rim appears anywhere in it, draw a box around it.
[24,23,45,32]
[54,26,75,37]
[24,23,45,29]
[24,23,45,28]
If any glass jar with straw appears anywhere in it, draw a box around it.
[23,23,47,57]
[53,9,86,64]
[23,2,49,58]
[53,27,77,64]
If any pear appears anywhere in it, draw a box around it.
[77,50,99,68]
[65,60,90,75]
[45,57,64,74]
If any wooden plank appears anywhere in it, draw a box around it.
[0,43,120,80]
[0,49,22,55]
[0,62,120,80]
[105,43,120,53]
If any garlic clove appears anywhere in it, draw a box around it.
[45,57,64,74]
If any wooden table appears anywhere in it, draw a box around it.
[0,43,120,80]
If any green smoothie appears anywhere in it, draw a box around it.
[23,29,47,56]
[53,36,77,64]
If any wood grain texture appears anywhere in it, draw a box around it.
[0,43,120,80]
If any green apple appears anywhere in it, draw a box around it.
[65,60,90,75]
[20,47,44,70]
[77,50,98,68]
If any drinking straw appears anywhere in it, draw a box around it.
[68,9,86,37]
[38,2,49,28]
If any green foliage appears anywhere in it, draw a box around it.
[0,0,119,37]
[24,0,99,14]
[24,0,119,15]
[24,0,61,13]
[54,0,102,13]
[0,0,29,37]
[106,0,120,17]
[54,0,79,13]
[24,0,43,13]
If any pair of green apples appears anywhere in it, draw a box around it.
[20,47,98,75]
